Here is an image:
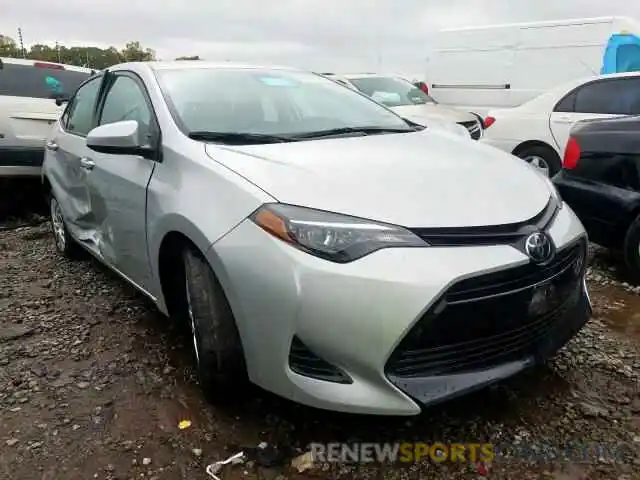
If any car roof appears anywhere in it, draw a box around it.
[341,73,402,79]
[510,69,640,113]
[108,61,303,73]
[0,56,95,74]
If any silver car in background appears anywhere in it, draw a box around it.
[42,61,591,415]
[323,73,484,140]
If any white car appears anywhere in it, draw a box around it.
[43,61,591,415]
[481,71,640,177]
[0,57,94,177]
[322,73,482,140]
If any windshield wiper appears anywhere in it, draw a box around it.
[188,131,294,144]
[290,126,416,140]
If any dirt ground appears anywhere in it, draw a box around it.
[1,179,640,480]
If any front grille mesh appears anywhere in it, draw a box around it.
[458,120,482,140]
[385,239,587,378]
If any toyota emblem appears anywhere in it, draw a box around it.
[524,232,554,264]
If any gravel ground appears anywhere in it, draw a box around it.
[1,182,640,480]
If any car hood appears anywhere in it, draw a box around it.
[391,104,476,123]
[204,130,551,228]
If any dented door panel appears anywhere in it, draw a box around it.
[84,152,156,294]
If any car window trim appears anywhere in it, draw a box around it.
[94,70,162,162]
[60,74,106,138]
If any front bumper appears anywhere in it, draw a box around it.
[207,204,590,415]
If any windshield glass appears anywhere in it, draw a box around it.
[155,67,411,137]
[349,76,436,107]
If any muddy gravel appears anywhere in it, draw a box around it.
[1,184,640,480]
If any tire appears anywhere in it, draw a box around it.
[49,194,82,259]
[182,246,247,402]
[514,145,561,178]
[623,215,640,284]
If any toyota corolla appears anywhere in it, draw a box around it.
[42,61,591,415]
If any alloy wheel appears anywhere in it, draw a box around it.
[524,155,551,177]
[50,197,66,252]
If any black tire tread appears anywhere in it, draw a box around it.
[182,247,247,401]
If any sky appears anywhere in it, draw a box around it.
[2,0,640,74]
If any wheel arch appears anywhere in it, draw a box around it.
[512,140,560,159]
[42,174,52,194]
[153,219,237,320]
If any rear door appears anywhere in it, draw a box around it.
[549,77,640,154]
[83,71,158,293]
[46,75,104,248]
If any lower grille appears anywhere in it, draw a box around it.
[385,238,587,378]
[458,120,482,140]
[289,336,352,384]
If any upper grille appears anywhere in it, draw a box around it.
[409,198,559,247]
[385,238,587,378]
[458,120,482,140]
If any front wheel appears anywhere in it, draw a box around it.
[515,145,561,178]
[623,215,640,284]
[182,246,248,402]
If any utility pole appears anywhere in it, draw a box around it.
[17,28,25,58]
[56,41,61,63]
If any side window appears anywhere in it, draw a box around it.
[99,75,152,134]
[65,77,102,136]
[573,79,640,115]
[554,91,576,113]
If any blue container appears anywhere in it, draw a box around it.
[601,33,640,74]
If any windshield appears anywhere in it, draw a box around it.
[349,76,436,107]
[155,67,412,138]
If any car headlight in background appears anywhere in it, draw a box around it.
[251,203,427,263]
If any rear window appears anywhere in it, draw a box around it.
[0,63,91,99]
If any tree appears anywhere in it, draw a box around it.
[120,41,155,62]
[0,33,156,69]
[0,35,18,57]
[175,55,201,60]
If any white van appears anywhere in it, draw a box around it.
[0,58,94,177]
[424,16,640,115]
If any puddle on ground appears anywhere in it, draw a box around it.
[589,284,640,340]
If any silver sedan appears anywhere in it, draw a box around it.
[42,61,591,415]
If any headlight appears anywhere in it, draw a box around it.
[250,203,428,263]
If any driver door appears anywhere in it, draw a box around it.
[83,72,158,294]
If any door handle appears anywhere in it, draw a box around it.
[554,115,574,124]
[79,157,95,170]
[45,140,59,151]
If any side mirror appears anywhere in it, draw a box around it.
[86,120,152,157]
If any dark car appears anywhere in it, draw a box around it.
[553,115,640,281]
